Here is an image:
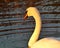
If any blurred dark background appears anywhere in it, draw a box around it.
[0,0,60,48]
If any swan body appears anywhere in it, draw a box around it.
[24,7,60,48]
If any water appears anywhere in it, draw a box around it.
[0,0,60,48]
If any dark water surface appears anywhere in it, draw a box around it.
[0,0,60,48]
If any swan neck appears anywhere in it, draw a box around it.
[28,14,41,48]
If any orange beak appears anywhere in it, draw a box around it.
[24,13,28,20]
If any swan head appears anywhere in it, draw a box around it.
[24,7,40,20]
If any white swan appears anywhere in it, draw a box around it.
[24,7,60,48]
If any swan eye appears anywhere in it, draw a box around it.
[25,11,27,14]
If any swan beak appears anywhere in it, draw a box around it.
[24,14,28,20]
